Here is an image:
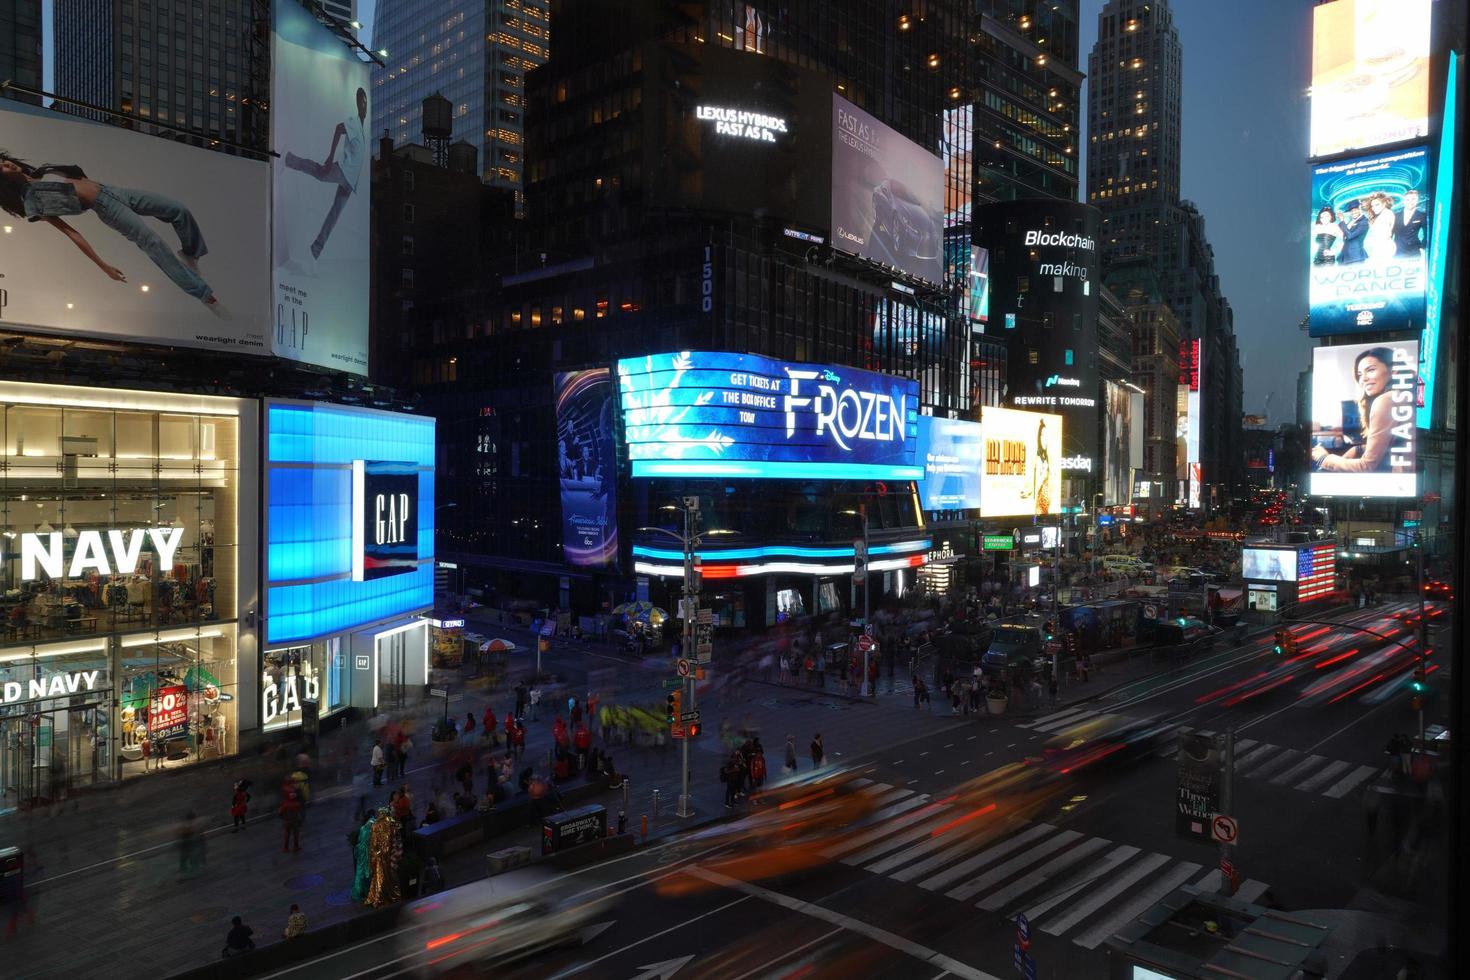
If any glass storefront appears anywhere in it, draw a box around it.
[0,382,249,807]
[261,637,347,732]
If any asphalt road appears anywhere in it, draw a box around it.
[264,598,1447,979]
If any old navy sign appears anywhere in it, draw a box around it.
[0,528,183,581]
[351,460,419,581]
[617,351,921,480]
[2,669,103,706]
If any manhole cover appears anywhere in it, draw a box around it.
[325,887,356,907]
[189,906,229,925]
[285,872,326,890]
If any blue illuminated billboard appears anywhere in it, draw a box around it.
[1420,52,1458,428]
[915,416,982,511]
[616,351,920,480]
[1309,145,1429,336]
[264,401,435,644]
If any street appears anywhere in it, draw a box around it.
[256,597,1447,979]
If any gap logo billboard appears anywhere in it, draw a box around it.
[265,401,435,644]
[351,461,418,581]
[1309,146,1429,336]
[555,369,620,568]
[616,352,920,480]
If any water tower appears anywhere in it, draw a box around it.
[421,91,453,167]
[447,140,478,176]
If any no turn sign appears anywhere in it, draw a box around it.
[676,658,691,678]
[1211,814,1239,845]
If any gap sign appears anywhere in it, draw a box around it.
[351,460,418,581]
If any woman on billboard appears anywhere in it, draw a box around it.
[1311,347,1396,473]
[0,151,226,315]
[1311,206,1344,265]
[1363,192,1399,261]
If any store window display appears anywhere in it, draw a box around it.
[262,637,347,731]
[117,626,237,777]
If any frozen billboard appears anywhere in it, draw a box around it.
[0,101,269,352]
[831,94,943,285]
[271,0,371,375]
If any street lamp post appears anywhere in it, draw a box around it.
[637,504,702,819]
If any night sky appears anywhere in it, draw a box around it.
[1079,0,1316,423]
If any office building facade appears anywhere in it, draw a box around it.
[371,0,549,201]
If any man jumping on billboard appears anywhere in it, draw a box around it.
[280,87,367,267]
[0,151,228,316]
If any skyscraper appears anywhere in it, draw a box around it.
[52,0,269,151]
[1085,0,1181,264]
[0,0,43,105]
[972,1,1083,203]
[371,0,549,203]
[1086,0,1242,502]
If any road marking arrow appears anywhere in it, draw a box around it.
[629,955,695,979]
[579,920,617,945]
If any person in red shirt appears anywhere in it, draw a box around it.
[482,706,496,736]
[511,720,526,763]
[278,788,303,852]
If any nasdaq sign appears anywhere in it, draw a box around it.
[616,351,921,479]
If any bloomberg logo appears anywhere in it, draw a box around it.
[1024,229,1096,251]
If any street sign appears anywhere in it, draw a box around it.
[429,688,447,698]
[662,678,682,689]
[856,635,877,654]
[695,622,714,663]
[1220,857,1236,880]
[1211,814,1239,845]
[983,533,1016,551]
[697,608,712,625]
[1015,912,1031,950]
[676,659,692,678]
[680,709,701,723]
[853,538,868,584]
[540,621,556,637]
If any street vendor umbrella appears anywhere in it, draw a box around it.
[613,600,665,623]
[483,638,517,653]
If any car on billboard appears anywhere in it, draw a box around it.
[870,178,941,275]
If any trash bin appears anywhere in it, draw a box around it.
[0,847,22,904]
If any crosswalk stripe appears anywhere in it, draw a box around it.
[946,830,1084,903]
[1233,738,1259,754]
[1323,764,1379,799]
[1295,759,1352,793]
[1194,869,1223,892]
[1032,710,1102,733]
[916,824,1058,893]
[1071,861,1202,950]
[1040,852,1175,939]
[976,837,1111,912]
[844,808,972,867]
[1022,844,1140,922]
[1243,747,1301,780]
[1019,706,1090,730]
[1232,743,1277,771]
[863,811,1007,876]
[897,822,1052,886]
[1234,879,1270,904]
[821,796,936,858]
[1269,753,1327,786]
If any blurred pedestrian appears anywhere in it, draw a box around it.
[513,683,528,720]
[785,734,798,774]
[370,739,386,786]
[282,904,307,939]
[178,810,205,874]
[230,779,251,832]
[529,685,542,720]
[397,732,413,778]
[750,739,767,792]
[810,733,824,769]
[722,753,741,808]
[279,788,304,853]
[464,712,476,737]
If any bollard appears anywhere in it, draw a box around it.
[618,809,627,835]
[641,814,648,841]
[622,777,630,814]
[652,788,661,818]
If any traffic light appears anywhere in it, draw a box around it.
[1273,629,1287,655]
[1410,667,1428,693]
[686,720,701,738]
[666,689,682,725]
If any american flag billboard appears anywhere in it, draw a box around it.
[1297,543,1337,601]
